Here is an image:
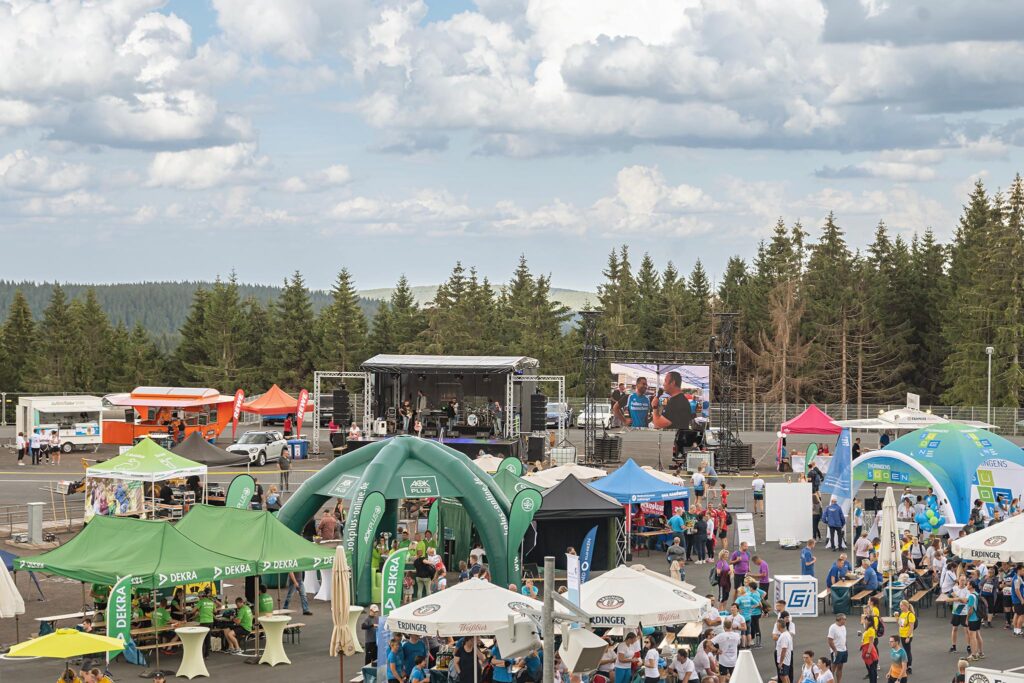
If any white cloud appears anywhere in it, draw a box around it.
[280,164,352,193]
[0,150,91,194]
[147,143,267,190]
[21,191,113,218]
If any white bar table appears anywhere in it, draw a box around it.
[258,615,292,666]
[175,626,210,679]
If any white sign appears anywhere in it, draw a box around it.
[774,575,818,618]
[906,393,920,410]
[734,512,756,549]
[966,667,1024,683]
[566,553,581,608]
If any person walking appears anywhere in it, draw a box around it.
[965,581,985,661]
[812,493,823,542]
[827,613,848,683]
[278,445,291,491]
[885,636,907,683]
[823,496,846,551]
[666,537,686,581]
[692,466,706,507]
[801,539,817,577]
[775,618,794,683]
[950,575,970,654]
[860,612,878,683]
[283,571,313,615]
[752,473,765,517]
[15,432,26,466]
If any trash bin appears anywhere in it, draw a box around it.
[287,439,309,459]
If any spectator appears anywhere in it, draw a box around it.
[886,636,907,683]
[729,541,751,602]
[751,473,765,516]
[826,554,851,589]
[952,659,967,683]
[827,613,847,683]
[774,619,794,683]
[801,539,817,577]
[711,619,740,678]
[860,613,878,683]
[822,496,846,551]
[317,508,337,540]
[16,432,25,466]
[360,605,380,665]
[278,446,291,491]
[283,571,313,615]
[896,600,915,675]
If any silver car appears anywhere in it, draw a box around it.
[226,430,287,466]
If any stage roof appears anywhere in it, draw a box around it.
[361,354,539,374]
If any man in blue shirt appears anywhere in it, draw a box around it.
[1012,565,1024,635]
[387,640,406,683]
[402,634,428,675]
[826,555,850,588]
[822,496,846,551]
[860,558,880,591]
[626,378,651,430]
[800,539,816,577]
[490,644,514,683]
[668,511,686,535]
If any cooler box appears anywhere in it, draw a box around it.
[287,439,309,459]
[774,575,819,618]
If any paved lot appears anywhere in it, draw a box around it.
[0,428,1020,681]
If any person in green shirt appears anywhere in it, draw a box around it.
[151,598,175,652]
[223,597,253,654]
[423,530,437,551]
[412,532,426,558]
[398,530,411,549]
[258,584,274,615]
[195,591,218,625]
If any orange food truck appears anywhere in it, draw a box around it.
[102,386,236,445]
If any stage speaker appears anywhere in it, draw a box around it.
[529,393,547,432]
[492,621,541,660]
[558,628,608,673]
[527,435,545,462]
[333,387,351,425]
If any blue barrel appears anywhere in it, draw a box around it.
[287,439,309,459]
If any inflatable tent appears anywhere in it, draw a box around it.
[852,423,1024,529]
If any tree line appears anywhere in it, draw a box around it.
[1,174,1021,408]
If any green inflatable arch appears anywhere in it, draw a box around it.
[277,436,522,605]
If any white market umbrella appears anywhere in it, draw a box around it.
[385,578,547,636]
[878,487,899,574]
[640,466,687,487]
[330,546,356,682]
[626,563,697,593]
[0,561,25,641]
[579,565,709,627]
[730,650,764,683]
[524,464,606,488]
[952,514,1024,563]
[474,454,505,474]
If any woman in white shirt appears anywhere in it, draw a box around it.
[49,430,61,465]
[815,657,834,683]
[798,650,819,683]
[642,637,661,683]
[692,467,706,507]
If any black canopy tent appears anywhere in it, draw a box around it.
[525,474,623,571]
[172,431,249,467]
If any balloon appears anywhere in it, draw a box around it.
[936,516,946,527]
[919,522,932,532]
[915,513,928,525]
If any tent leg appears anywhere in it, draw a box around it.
[153,588,160,673]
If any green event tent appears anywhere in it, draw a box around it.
[175,504,334,574]
[15,516,255,589]
[87,437,207,482]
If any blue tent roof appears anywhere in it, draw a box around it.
[884,423,1024,524]
[590,459,689,504]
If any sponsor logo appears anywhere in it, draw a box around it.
[262,559,299,571]
[521,497,535,512]
[394,620,428,634]
[657,612,683,622]
[402,476,439,497]
[459,623,488,633]
[590,615,627,626]
[159,571,198,585]
[984,536,1007,547]
[413,604,441,616]
[787,589,814,610]
[672,590,696,601]
[213,563,252,579]
[596,595,625,610]
[967,675,991,683]
[969,550,1003,560]
[21,561,44,569]
[507,601,532,612]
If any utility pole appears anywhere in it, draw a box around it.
[986,346,995,426]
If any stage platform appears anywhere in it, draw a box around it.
[341,435,518,458]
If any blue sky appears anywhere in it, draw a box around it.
[2,0,1024,291]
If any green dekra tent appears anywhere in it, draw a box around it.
[15,516,254,589]
[175,504,334,574]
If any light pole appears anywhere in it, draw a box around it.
[986,346,995,425]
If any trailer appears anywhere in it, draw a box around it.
[16,396,103,453]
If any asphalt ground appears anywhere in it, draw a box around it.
[0,427,1020,681]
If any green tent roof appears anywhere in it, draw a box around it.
[175,505,334,574]
[492,468,543,499]
[15,516,254,589]
[87,437,206,481]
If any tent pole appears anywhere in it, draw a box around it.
[153,588,160,673]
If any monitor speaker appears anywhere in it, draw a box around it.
[529,393,547,432]
[558,628,609,673]
[333,387,351,425]
[527,435,545,462]
[492,621,541,660]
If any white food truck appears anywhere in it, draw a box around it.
[16,396,103,453]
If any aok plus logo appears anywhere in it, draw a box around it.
[787,589,814,610]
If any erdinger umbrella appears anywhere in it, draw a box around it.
[385,578,546,636]
[330,545,357,682]
[952,513,1024,563]
[731,650,765,683]
[579,564,709,627]
[878,487,899,574]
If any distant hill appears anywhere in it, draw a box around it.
[0,281,378,343]
[359,285,595,310]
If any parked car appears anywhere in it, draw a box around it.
[545,402,574,428]
[575,403,612,429]
[226,430,287,466]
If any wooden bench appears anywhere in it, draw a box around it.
[935,593,952,619]
[908,589,932,610]
[852,590,875,605]
[817,589,830,610]
[136,638,183,653]
[284,622,305,644]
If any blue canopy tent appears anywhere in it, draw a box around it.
[2,549,45,600]
[591,459,690,505]
[852,423,1024,530]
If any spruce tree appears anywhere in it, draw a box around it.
[69,289,113,390]
[682,260,712,349]
[1,290,36,390]
[171,288,210,384]
[37,284,75,390]
[634,253,663,350]
[317,268,369,372]
[389,275,425,352]
[268,271,316,389]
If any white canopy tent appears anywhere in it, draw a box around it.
[523,464,607,488]
[579,565,710,627]
[474,454,505,474]
[952,514,1024,563]
[835,408,995,431]
[385,578,553,635]
[640,466,687,487]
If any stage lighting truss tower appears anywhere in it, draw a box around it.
[507,375,567,444]
[581,311,739,469]
[311,370,373,455]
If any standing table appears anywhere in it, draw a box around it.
[175,626,210,679]
[259,615,292,666]
[348,606,364,653]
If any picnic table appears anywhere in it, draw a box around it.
[35,609,96,623]
[829,576,861,614]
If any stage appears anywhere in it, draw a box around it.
[339,435,519,458]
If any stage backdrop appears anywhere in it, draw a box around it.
[765,482,812,542]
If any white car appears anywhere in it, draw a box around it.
[226,430,287,466]
[575,404,613,429]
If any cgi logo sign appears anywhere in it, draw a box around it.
[787,589,814,610]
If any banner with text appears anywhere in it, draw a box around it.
[225,474,256,509]
[381,548,410,615]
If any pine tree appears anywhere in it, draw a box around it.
[389,275,425,352]
[368,301,396,356]
[171,288,210,384]
[989,175,1024,406]
[239,298,272,388]
[751,279,812,404]
[634,253,663,350]
[660,262,689,350]
[1,290,36,390]
[69,288,113,390]
[186,274,253,387]
[596,246,639,348]
[268,272,316,389]
[681,260,712,348]
[317,268,369,372]
[36,284,75,390]
[123,322,165,386]
[908,229,949,401]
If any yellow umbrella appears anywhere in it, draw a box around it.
[8,628,125,659]
[330,545,357,682]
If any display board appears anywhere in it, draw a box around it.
[965,667,1024,683]
[765,482,812,542]
[734,512,756,549]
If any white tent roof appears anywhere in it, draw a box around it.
[730,650,765,683]
[523,464,607,488]
[951,514,1024,563]
[579,564,710,627]
[640,466,687,487]
[474,454,505,474]
[835,408,997,431]
[385,578,552,636]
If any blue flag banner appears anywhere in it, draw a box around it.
[579,525,598,583]
[821,428,853,511]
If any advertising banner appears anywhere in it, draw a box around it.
[507,487,543,581]
[579,525,598,583]
[231,389,245,440]
[107,575,145,665]
[225,474,256,510]
[499,456,524,476]
[295,388,309,437]
[566,553,581,607]
[86,479,144,521]
[356,491,387,567]
[821,428,853,510]
[381,548,410,615]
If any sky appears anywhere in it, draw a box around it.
[2,0,1024,291]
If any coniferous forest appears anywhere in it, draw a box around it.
[1,176,1022,409]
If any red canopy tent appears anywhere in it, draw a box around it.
[781,404,841,435]
[241,384,305,419]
